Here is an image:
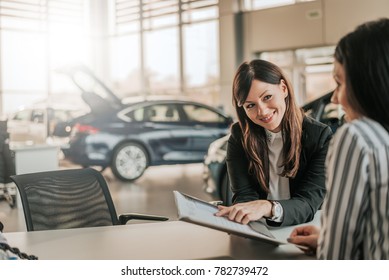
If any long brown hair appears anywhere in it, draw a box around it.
[232,59,303,193]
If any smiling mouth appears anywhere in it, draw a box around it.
[260,112,274,123]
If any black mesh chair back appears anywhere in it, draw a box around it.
[11,168,168,231]
[0,120,15,185]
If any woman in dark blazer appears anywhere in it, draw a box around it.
[216,59,332,227]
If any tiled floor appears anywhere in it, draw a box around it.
[0,162,213,232]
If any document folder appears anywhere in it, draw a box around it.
[173,191,287,246]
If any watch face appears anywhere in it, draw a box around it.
[272,202,281,218]
[275,204,282,216]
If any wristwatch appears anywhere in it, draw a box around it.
[270,201,282,220]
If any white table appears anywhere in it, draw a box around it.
[4,213,320,260]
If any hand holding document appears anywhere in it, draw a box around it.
[173,191,287,246]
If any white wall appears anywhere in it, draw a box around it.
[245,0,389,55]
[218,0,389,114]
[247,0,324,53]
[324,0,389,44]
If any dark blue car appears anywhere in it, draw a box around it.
[59,66,233,181]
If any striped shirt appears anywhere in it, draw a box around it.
[318,117,389,259]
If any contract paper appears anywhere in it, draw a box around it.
[173,191,287,246]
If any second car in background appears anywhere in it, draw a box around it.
[202,91,345,205]
[7,101,86,146]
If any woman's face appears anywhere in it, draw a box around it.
[332,60,360,122]
[243,79,288,133]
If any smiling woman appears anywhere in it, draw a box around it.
[202,90,345,208]
[242,79,288,133]
[215,59,333,227]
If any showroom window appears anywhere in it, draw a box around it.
[241,0,317,11]
[0,1,220,116]
[0,0,90,116]
[108,0,220,105]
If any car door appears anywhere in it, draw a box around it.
[29,109,48,143]
[7,108,47,144]
[145,103,196,162]
[179,103,231,161]
[122,103,193,163]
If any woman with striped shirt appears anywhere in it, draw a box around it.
[288,18,389,259]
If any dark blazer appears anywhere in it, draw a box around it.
[226,116,333,226]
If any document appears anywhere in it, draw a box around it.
[173,191,287,246]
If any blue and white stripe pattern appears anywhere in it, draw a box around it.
[318,117,389,259]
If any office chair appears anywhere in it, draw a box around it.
[0,120,17,208]
[10,168,168,231]
[0,121,15,184]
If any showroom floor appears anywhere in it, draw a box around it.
[0,162,213,233]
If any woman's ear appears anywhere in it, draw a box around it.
[280,79,288,98]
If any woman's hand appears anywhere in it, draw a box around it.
[215,200,272,225]
[287,225,320,255]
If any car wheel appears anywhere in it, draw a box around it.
[111,142,148,181]
[220,171,232,206]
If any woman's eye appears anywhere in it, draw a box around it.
[263,95,272,101]
[246,104,254,109]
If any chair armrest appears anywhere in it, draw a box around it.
[118,213,169,225]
